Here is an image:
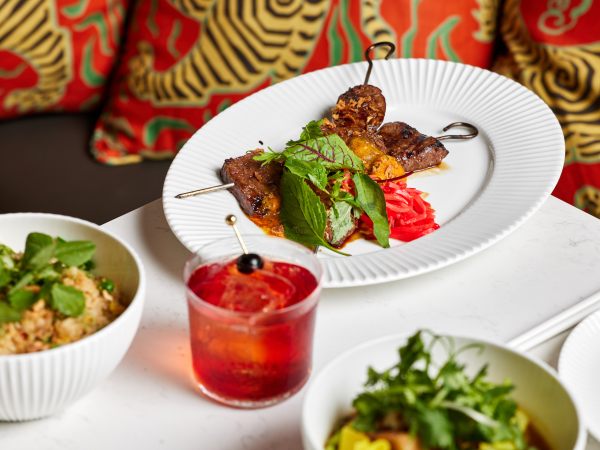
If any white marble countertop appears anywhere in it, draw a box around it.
[1,196,599,449]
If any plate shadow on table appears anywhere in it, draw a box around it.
[137,200,191,281]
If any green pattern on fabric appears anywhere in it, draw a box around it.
[144,117,192,146]
[203,109,212,123]
[402,0,421,57]
[340,0,363,62]
[75,13,112,57]
[147,0,159,38]
[217,99,232,113]
[62,0,91,18]
[0,63,27,79]
[328,7,342,66]
[538,0,593,35]
[426,16,461,62]
[80,93,101,110]
[81,36,106,87]
[167,20,182,59]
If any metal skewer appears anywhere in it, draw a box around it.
[363,41,396,85]
[436,122,479,141]
[175,182,234,199]
[225,214,248,254]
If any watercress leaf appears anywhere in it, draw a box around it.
[284,158,328,191]
[8,289,37,311]
[39,281,54,303]
[50,284,85,317]
[284,135,364,171]
[0,267,11,289]
[279,171,331,250]
[22,232,55,271]
[55,240,96,267]
[327,202,357,247]
[352,173,390,248]
[0,302,21,325]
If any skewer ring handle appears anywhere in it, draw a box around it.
[363,41,396,85]
[437,122,479,141]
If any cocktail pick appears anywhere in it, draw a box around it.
[225,214,263,273]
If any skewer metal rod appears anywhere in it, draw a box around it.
[175,182,234,199]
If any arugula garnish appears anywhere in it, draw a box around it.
[0,233,96,324]
[351,331,530,450]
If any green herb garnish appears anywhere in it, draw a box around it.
[253,120,390,252]
[0,233,96,324]
[351,331,530,450]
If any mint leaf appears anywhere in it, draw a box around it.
[284,158,328,191]
[284,135,364,171]
[22,232,55,270]
[327,201,357,247]
[55,240,96,267]
[8,289,36,311]
[50,284,85,317]
[353,173,390,248]
[0,302,21,324]
[280,171,332,250]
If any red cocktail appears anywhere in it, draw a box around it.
[184,236,322,408]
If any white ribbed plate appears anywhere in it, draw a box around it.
[163,59,564,288]
[558,309,600,441]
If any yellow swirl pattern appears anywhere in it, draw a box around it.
[493,0,600,165]
[128,0,330,107]
[0,0,72,112]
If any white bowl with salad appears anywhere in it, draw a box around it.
[0,213,145,421]
[302,331,586,450]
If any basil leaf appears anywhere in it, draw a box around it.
[0,267,11,289]
[50,284,85,317]
[39,281,54,303]
[284,135,364,171]
[353,173,390,248]
[0,302,21,325]
[327,201,357,247]
[37,265,61,281]
[284,158,328,191]
[55,240,96,267]
[10,272,34,293]
[8,289,37,312]
[280,171,332,250]
[22,232,55,271]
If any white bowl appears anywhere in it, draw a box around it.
[0,213,146,421]
[302,333,586,450]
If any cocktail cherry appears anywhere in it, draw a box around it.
[225,214,264,274]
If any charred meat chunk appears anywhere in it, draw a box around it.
[332,84,386,132]
[221,150,283,218]
[378,122,449,172]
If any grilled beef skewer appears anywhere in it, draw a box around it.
[378,121,449,172]
[221,150,358,248]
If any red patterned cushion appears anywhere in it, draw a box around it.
[0,0,128,118]
[91,0,499,165]
[494,0,600,217]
